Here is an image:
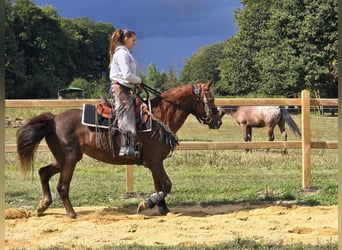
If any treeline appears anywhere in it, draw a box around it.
[5,0,338,99]
[180,0,338,98]
[5,0,114,99]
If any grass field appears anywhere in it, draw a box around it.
[5,108,338,249]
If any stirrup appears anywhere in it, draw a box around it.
[119,146,139,159]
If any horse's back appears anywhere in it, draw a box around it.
[258,106,281,125]
[235,106,281,126]
[54,108,83,132]
[55,108,82,119]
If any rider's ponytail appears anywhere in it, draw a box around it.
[108,29,136,68]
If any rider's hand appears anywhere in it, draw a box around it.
[135,82,143,91]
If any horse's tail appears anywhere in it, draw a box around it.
[16,112,55,177]
[280,107,302,137]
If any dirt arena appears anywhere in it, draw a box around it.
[5,203,337,249]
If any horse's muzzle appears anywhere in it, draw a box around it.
[209,119,222,129]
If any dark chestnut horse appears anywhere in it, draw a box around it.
[220,106,301,153]
[16,81,222,218]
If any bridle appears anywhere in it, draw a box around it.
[192,84,218,125]
[138,83,218,125]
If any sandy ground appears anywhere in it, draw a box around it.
[5,204,337,249]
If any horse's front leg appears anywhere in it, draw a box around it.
[241,124,252,152]
[137,162,171,215]
[137,191,169,215]
[156,197,169,215]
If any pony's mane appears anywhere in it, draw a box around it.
[222,106,239,115]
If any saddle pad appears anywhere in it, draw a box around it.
[82,103,113,129]
[82,103,152,132]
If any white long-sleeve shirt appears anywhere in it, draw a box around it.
[109,45,141,89]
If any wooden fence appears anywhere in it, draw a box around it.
[5,90,338,191]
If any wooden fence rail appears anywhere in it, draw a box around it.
[5,90,338,191]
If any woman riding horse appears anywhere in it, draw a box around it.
[16,81,222,218]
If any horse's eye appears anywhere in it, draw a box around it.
[211,107,219,114]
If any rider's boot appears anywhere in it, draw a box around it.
[119,133,140,159]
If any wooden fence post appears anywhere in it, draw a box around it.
[126,165,134,193]
[301,90,311,188]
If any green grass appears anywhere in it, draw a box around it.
[5,109,338,249]
[7,239,338,250]
[5,148,338,209]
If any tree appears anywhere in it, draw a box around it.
[5,0,72,98]
[145,63,162,90]
[60,17,114,81]
[5,0,26,98]
[219,0,270,96]
[159,66,179,91]
[219,0,338,97]
[254,0,305,96]
[255,0,338,97]
[5,0,115,98]
[180,42,224,86]
[298,0,338,98]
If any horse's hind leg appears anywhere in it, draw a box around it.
[278,120,288,154]
[37,163,60,216]
[57,162,78,219]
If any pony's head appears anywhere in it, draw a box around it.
[192,80,222,129]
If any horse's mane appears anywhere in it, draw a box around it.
[150,84,191,107]
[223,106,239,115]
[163,84,191,98]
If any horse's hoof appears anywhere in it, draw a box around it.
[36,198,53,217]
[137,201,148,213]
[37,205,48,216]
[36,209,44,217]
[158,206,170,215]
[68,212,77,219]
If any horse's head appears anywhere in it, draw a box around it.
[192,80,222,129]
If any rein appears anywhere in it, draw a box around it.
[140,83,162,96]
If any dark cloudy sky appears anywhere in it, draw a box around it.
[32,0,242,75]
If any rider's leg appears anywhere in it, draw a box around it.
[113,82,139,159]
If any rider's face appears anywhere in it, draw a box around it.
[124,35,136,50]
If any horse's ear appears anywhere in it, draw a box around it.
[208,80,213,88]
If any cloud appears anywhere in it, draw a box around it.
[32,0,240,39]
[33,0,241,34]
[111,0,240,38]
[31,0,242,72]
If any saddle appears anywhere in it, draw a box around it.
[82,97,152,132]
